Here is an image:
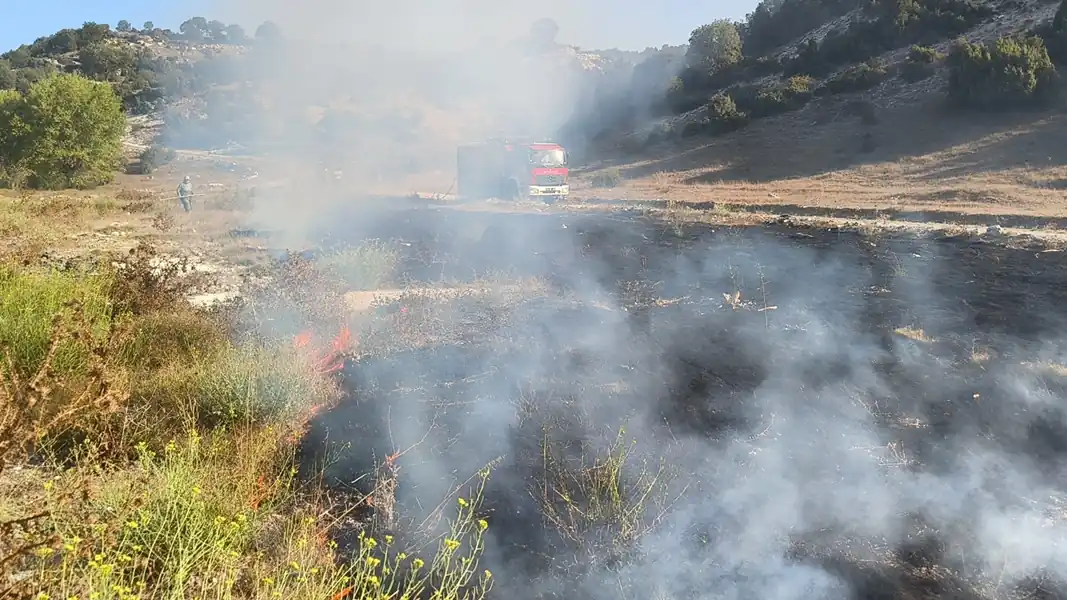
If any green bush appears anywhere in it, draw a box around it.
[947,35,1056,109]
[0,265,116,378]
[682,93,750,137]
[0,73,126,189]
[780,0,991,76]
[134,144,176,175]
[818,60,890,94]
[900,44,944,81]
[737,76,814,118]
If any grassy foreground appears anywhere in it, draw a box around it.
[0,245,494,600]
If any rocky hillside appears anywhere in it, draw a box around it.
[569,0,1067,157]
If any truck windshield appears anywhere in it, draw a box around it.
[529,148,566,167]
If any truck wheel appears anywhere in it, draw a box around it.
[542,195,558,205]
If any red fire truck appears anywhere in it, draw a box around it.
[456,139,569,204]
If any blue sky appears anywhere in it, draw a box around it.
[2,0,761,53]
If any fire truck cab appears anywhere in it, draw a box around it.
[456,139,569,204]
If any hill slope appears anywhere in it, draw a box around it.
[567,0,1067,220]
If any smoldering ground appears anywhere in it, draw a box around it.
[174,0,1067,597]
[281,212,1067,600]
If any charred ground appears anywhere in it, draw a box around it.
[293,207,1067,600]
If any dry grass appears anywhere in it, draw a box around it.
[583,95,1067,222]
[894,326,933,343]
[0,217,505,599]
[534,427,677,561]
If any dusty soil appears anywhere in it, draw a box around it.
[574,90,1067,223]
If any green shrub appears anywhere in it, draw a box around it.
[901,45,944,81]
[947,35,1056,109]
[738,76,814,118]
[0,266,115,377]
[706,92,749,132]
[681,94,749,137]
[778,0,991,76]
[133,144,176,175]
[818,60,890,94]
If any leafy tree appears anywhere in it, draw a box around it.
[0,60,14,90]
[225,24,247,44]
[3,47,32,68]
[116,20,132,32]
[255,21,283,42]
[143,21,155,31]
[685,20,743,73]
[78,22,110,45]
[206,20,228,41]
[12,66,55,94]
[77,43,138,81]
[180,17,209,41]
[947,35,1055,109]
[40,29,79,54]
[0,89,26,182]
[0,73,126,189]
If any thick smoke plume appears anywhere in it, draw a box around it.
[191,0,1067,598]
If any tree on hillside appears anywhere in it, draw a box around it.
[143,21,154,31]
[0,60,14,90]
[225,24,247,44]
[78,43,138,82]
[3,47,32,69]
[0,73,126,189]
[0,89,25,182]
[79,22,110,45]
[686,20,743,73]
[255,21,283,42]
[206,20,228,41]
[947,35,1055,110]
[180,17,209,41]
[116,20,132,32]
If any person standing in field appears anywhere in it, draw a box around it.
[177,175,194,212]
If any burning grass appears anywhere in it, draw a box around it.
[0,236,507,599]
[9,204,1067,600]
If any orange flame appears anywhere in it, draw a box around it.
[293,326,354,375]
